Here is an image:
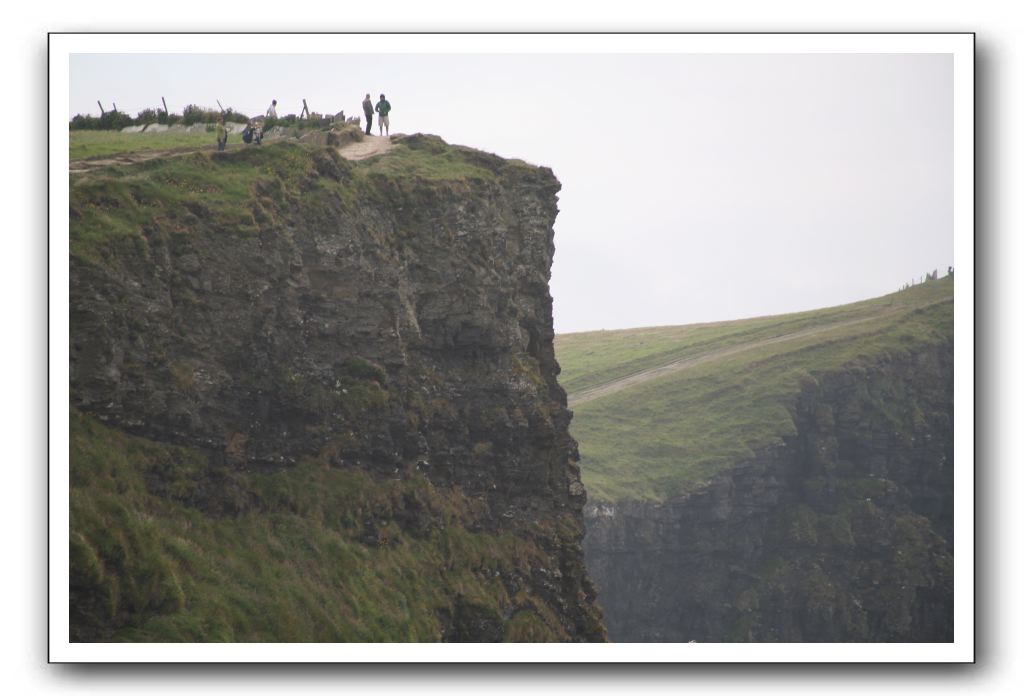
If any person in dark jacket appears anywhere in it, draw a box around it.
[362,93,373,135]
[375,94,391,136]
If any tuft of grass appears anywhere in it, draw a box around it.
[557,278,954,503]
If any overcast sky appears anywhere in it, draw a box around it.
[70,52,953,334]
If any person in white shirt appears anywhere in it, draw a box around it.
[266,99,278,119]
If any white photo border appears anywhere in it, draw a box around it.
[49,31,975,664]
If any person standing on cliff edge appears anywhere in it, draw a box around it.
[362,93,374,136]
[375,94,391,136]
[266,99,278,119]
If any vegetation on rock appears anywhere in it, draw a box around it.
[69,136,604,642]
[558,277,953,503]
[561,279,954,642]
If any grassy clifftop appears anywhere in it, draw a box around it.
[556,277,954,503]
[71,129,221,160]
[69,135,532,263]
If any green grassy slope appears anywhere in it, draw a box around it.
[69,135,509,263]
[70,130,224,160]
[556,278,954,503]
[70,408,569,641]
[70,125,328,161]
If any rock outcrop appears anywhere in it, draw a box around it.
[583,343,953,642]
[69,136,605,641]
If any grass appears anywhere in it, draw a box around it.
[70,120,363,162]
[360,141,495,182]
[556,278,953,395]
[69,143,315,262]
[69,407,574,642]
[70,130,225,161]
[356,134,537,184]
[68,135,527,265]
[556,277,954,503]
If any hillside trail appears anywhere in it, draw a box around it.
[566,297,951,408]
[70,148,184,174]
[336,134,394,161]
[69,134,396,176]
[69,141,265,175]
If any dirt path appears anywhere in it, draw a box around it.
[69,142,260,175]
[70,134,395,176]
[566,300,949,407]
[337,135,394,161]
[69,148,189,174]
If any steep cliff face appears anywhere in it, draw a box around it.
[69,135,605,641]
[583,343,953,642]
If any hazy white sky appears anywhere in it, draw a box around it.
[70,52,953,334]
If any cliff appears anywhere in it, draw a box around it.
[560,276,949,642]
[69,134,605,641]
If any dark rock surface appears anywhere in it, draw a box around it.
[70,139,604,641]
[583,344,953,642]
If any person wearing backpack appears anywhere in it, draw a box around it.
[375,94,391,136]
[362,93,374,135]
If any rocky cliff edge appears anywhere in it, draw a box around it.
[69,134,605,642]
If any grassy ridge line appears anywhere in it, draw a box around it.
[555,279,952,396]
[560,278,953,503]
[568,297,951,407]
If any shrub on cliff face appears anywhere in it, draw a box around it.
[342,356,387,383]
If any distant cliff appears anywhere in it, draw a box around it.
[69,134,605,641]
[582,341,953,642]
